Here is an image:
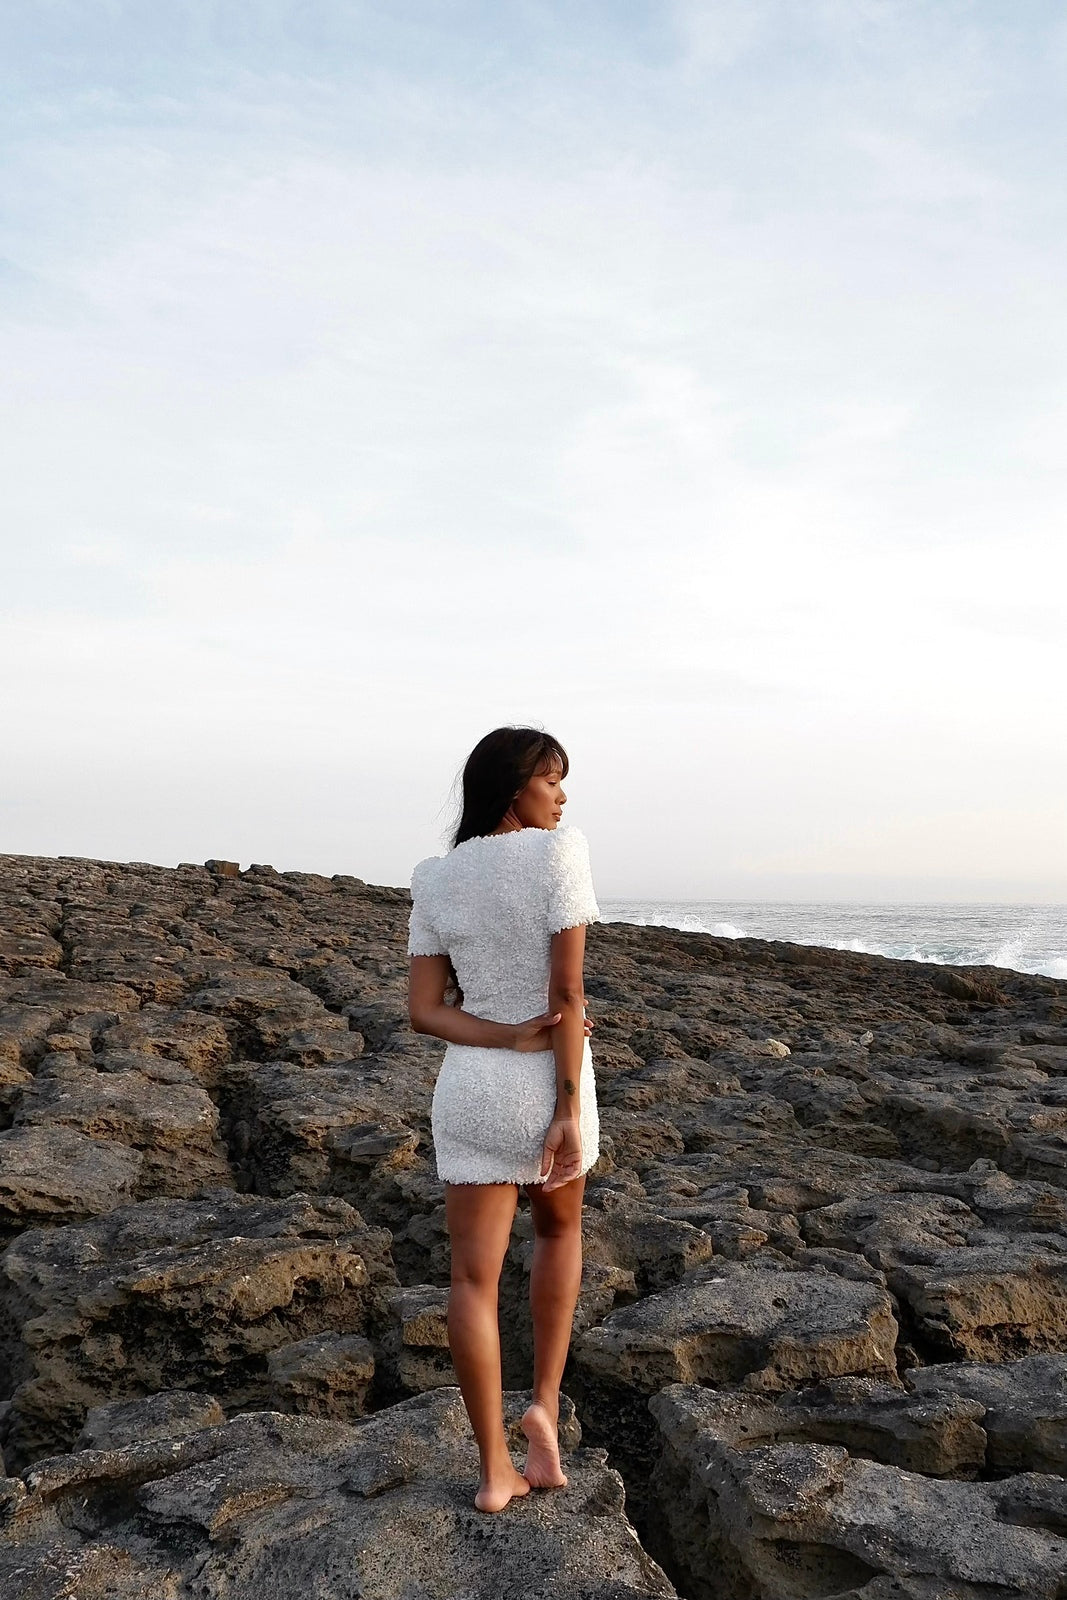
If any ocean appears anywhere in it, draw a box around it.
[598,901,1067,982]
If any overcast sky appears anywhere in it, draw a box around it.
[2,1,1065,901]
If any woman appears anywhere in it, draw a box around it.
[407,726,601,1513]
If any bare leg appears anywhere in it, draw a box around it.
[521,1173,586,1489]
[444,1181,530,1512]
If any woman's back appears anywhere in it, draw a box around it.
[408,824,599,1025]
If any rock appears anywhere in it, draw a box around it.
[12,1058,233,1197]
[218,1059,427,1217]
[267,1331,376,1418]
[567,1190,717,1296]
[0,1393,678,1599]
[0,1191,397,1467]
[0,1058,34,1125]
[892,1240,1067,1362]
[931,967,1005,1005]
[77,1390,225,1450]
[185,974,358,1062]
[0,1122,142,1242]
[205,859,241,877]
[803,1189,1067,1360]
[2,848,1067,1595]
[643,1376,986,1478]
[382,1283,455,1393]
[98,1003,233,1088]
[0,1004,60,1068]
[650,1382,1067,1600]
[909,1353,1067,1474]
[575,1264,898,1394]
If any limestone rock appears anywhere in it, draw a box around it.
[576,1263,899,1394]
[382,1282,455,1393]
[77,1390,226,1450]
[12,1058,233,1197]
[0,1190,397,1467]
[0,1393,678,1599]
[3,849,1067,1597]
[650,1382,1067,1600]
[0,1122,141,1242]
[266,1331,376,1418]
[185,974,357,1062]
[219,1058,428,1220]
[909,1353,1067,1474]
[803,1189,1067,1359]
[645,1376,986,1478]
[98,1004,233,1088]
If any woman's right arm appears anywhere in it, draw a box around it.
[409,955,561,1050]
[539,923,588,1190]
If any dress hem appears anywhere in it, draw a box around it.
[435,1150,600,1187]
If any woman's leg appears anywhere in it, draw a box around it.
[444,1180,529,1512]
[521,1173,586,1488]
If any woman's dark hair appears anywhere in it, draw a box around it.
[452,726,569,847]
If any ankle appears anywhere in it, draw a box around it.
[529,1393,559,1423]
[480,1448,517,1482]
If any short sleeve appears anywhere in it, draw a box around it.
[407,860,448,957]
[546,826,600,935]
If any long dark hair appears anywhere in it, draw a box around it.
[452,726,569,847]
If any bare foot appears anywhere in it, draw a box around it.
[521,1401,568,1490]
[474,1464,531,1513]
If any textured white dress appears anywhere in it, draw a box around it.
[407,824,601,1185]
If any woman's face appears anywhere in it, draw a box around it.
[513,760,567,830]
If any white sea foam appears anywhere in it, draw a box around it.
[601,900,1066,981]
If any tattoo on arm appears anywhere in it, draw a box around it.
[564,1078,576,1097]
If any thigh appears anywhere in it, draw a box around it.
[526,1174,586,1238]
[445,1182,519,1284]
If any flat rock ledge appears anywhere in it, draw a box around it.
[0,1388,677,1600]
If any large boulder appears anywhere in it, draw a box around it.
[803,1190,1067,1360]
[12,1057,233,1198]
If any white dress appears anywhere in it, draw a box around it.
[407,824,601,1185]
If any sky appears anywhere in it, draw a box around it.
[2,0,1066,901]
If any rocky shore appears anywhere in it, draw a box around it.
[0,851,1065,1598]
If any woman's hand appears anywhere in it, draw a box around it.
[511,1007,595,1052]
[539,1115,583,1191]
[512,1011,563,1052]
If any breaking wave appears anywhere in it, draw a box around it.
[600,901,1066,981]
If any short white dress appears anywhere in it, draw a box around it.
[407,824,601,1186]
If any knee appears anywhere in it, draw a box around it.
[450,1256,504,1293]
[531,1207,582,1243]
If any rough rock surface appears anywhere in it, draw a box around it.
[650,1382,1067,1599]
[0,850,1065,1597]
[0,1390,677,1599]
[0,1190,396,1467]
[576,1263,899,1393]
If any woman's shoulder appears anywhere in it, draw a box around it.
[543,823,591,859]
[410,854,445,894]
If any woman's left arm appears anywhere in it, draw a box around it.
[409,955,567,1050]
